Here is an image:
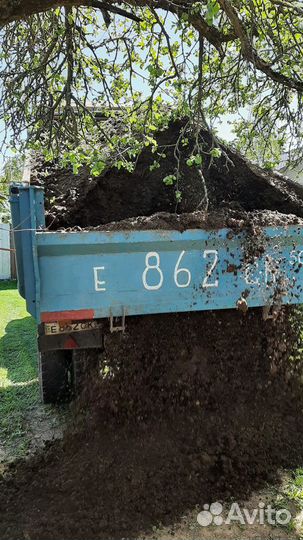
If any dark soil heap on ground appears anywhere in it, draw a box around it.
[1,309,303,540]
[2,121,303,540]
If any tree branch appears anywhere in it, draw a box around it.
[0,0,142,26]
[270,0,303,16]
[188,12,235,54]
[82,0,142,22]
[217,0,303,92]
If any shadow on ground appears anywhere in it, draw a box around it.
[0,316,37,382]
[0,316,39,460]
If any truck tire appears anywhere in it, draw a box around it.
[38,350,73,404]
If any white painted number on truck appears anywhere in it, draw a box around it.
[202,249,219,288]
[290,250,303,266]
[142,252,164,290]
[94,266,106,291]
[93,248,302,294]
[174,250,192,288]
[142,250,219,291]
[94,250,220,293]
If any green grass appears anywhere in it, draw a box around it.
[281,469,303,538]
[0,280,39,459]
[284,469,303,508]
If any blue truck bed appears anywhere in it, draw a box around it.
[10,184,303,325]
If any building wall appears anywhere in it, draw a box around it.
[0,221,11,279]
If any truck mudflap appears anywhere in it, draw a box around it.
[10,185,303,324]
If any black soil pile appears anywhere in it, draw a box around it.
[31,119,303,229]
[2,121,303,540]
[1,309,303,540]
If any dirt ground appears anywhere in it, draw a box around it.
[1,309,303,539]
[2,121,303,539]
[145,484,301,540]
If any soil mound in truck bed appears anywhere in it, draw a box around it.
[31,119,303,229]
[59,208,303,233]
[1,309,303,540]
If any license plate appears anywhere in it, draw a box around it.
[44,320,99,335]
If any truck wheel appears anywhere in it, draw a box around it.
[38,350,73,404]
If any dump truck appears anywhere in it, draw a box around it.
[10,183,303,403]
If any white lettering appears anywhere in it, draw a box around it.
[174,251,191,288]
[94,266,106,291]
[142,252,163,290]
[203,250,219,288]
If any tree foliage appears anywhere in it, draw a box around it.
[0,0,302,173]
[0,156,24,218]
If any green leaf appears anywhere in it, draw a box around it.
[205,0,220,26]
[210,147,222,158]
[72,163,80,175]
[91,160,105,176]
[145,135,157,147]
[149,160,161,171]
[175,190,182,202]
[163,174,176,186]
[187,154,203,167]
